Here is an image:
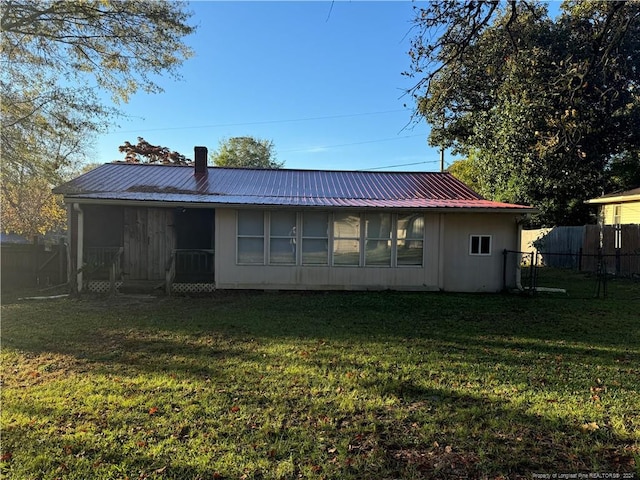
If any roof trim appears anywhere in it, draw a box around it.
[585,194,640,204]
[62,196,537,213]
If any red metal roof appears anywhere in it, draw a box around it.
[54,163,535,211]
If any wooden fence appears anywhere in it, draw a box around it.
[1,240,67,292]
[521,225,640,277]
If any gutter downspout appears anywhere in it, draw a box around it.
[74,203,84,292]
[515,216,525,291]
[437,213,445,291]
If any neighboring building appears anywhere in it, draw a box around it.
[53,147,535,294]
[585,187,640,225]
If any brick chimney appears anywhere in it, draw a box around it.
[194,146,208,176]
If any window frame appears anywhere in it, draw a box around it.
[234,209,427,268]
[396,213,425,267]
[236,210,266,265]
[332,212,362,267]
[469,234,492,256]
[268,210,298,265]
[364,212,393,267]
[301,211,330,266]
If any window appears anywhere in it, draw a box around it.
[333,213,360,265]
[270,211,297,264]
[235,210,428,268]
[237,210,264,264]
[302,212,329,265]
[470,235,491,255]
[397,214,424,266]
[614,205,622,249]
[365,213,392,266]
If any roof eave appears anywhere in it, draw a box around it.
[59,195,536,213]
[585,194,640,204]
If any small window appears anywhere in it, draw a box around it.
[470,235,491,255]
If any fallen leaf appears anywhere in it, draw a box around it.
[230,406,240,413]
[582,422,599,432]
[148,407,158,415]
[154,466,167,474]
[445,445,453,453]
[0,452,12,461]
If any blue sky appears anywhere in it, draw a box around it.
[95,1,445,172]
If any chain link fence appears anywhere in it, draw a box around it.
[504,249,640,299]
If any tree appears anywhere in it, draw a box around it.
[446,154,482,194]
[1,0,195,234]
[119,138,190,165]
[1,177,66,239]
[211,137,284,169]
[406,1,640,226]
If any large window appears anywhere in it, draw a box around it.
[237,210,264,264]
[236,210,426,268]
[333,213,360,265]
[397,214,424,266]
[270,211,297,264]
[365,213,392,266]
[302,212,329,265]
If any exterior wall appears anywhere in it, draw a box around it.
[441,213,521,292]
[215,208,441,291]
[601,201,640,225]
[215,208,521,292]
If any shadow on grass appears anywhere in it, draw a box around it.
[2,292,639,477]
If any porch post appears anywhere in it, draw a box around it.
[74,203,84,292]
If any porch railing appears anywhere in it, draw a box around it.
[84,247,123,280]
[166,249,215,294]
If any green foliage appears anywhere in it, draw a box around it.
[1,0,195,234]
[407,1,640,226]
[2,281,639,478]
[446,153,482,193]
[118,137,190,165]
[211,136,284,169]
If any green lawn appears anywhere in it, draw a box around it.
[1,280,639,479]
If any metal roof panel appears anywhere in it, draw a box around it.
[54,163,534,211]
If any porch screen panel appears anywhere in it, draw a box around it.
[237,210,264,264]
[333,213,360,266]
[270,211,296,264]
[365,213,392,266]
[302,212,328,265]
[397,214,424,266]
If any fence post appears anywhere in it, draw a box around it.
[578,247,583,272]
[502,249,507,292]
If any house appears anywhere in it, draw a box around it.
[585,187,640,225]
[53,147,535,293]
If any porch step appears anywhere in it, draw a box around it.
[118,280,165,294]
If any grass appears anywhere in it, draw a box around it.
[1,273,639,479]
